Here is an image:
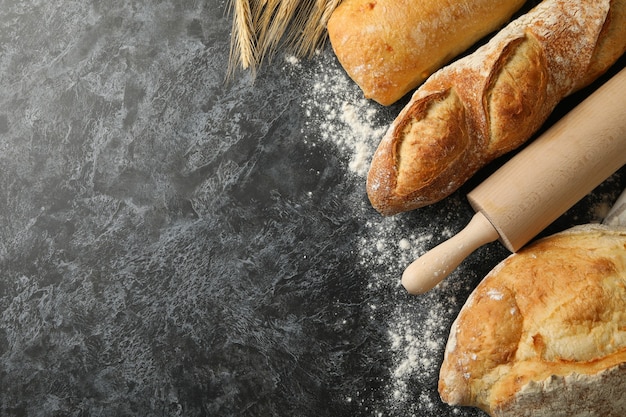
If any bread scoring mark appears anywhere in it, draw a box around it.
[366,0,620,214]
[485,33,550,158]
[393,89,468,197]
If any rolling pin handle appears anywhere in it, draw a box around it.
[401,212,499,294]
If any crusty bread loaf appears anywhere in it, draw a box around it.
[439,224,626,416]
[366,0,626,215]
[326,0,526,106]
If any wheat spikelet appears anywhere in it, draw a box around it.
[292,0,341,57]
[259,0,301,63]
[227,0,257,79]
[227,0,343,75]
[251,0,270,22]
[253,0,281,60]
[293,0,325,55]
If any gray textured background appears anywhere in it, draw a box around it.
[0,1,624,416]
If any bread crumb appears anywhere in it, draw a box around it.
[399,238,411,250]
[284,54,300,66]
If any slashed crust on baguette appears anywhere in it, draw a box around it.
[485,35,549,155]
[439,224,626,416]
[394,90,470,198]
[367,0,626,215]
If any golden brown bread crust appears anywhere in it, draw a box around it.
[326,0,526,106]
[439,224,626,416]
[366,0,626,215]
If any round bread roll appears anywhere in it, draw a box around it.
[439,224,626,416]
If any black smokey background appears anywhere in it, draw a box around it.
[0,1,624,416]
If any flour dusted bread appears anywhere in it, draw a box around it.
[326,0,526,106]
[439,224,626,416]
[366,0,626,215]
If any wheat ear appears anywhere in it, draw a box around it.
[292,0,341,57]
[227,0,344,75]
[258,0,302,64]
[227,0,257,79]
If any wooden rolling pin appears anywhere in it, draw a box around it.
[402,66,626,294]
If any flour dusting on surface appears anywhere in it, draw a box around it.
[288,51,471,416]
[291,53,387,177]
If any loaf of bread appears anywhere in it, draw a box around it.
[439,224,626,416]
[366,0,626,215]
[326,0,526,106]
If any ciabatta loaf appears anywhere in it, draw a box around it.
[439,224,626,416]
[366,0,626,215]
[326,0,526,106]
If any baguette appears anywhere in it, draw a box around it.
[326,0,527,106]
[439,224,626,416]
[366,0,626,215]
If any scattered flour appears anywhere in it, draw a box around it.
[487,288,503,301]
[385,292,463,414]
[288,53,387,177]
[285,52,468,416]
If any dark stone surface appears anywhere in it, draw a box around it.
[0,1,624,416]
